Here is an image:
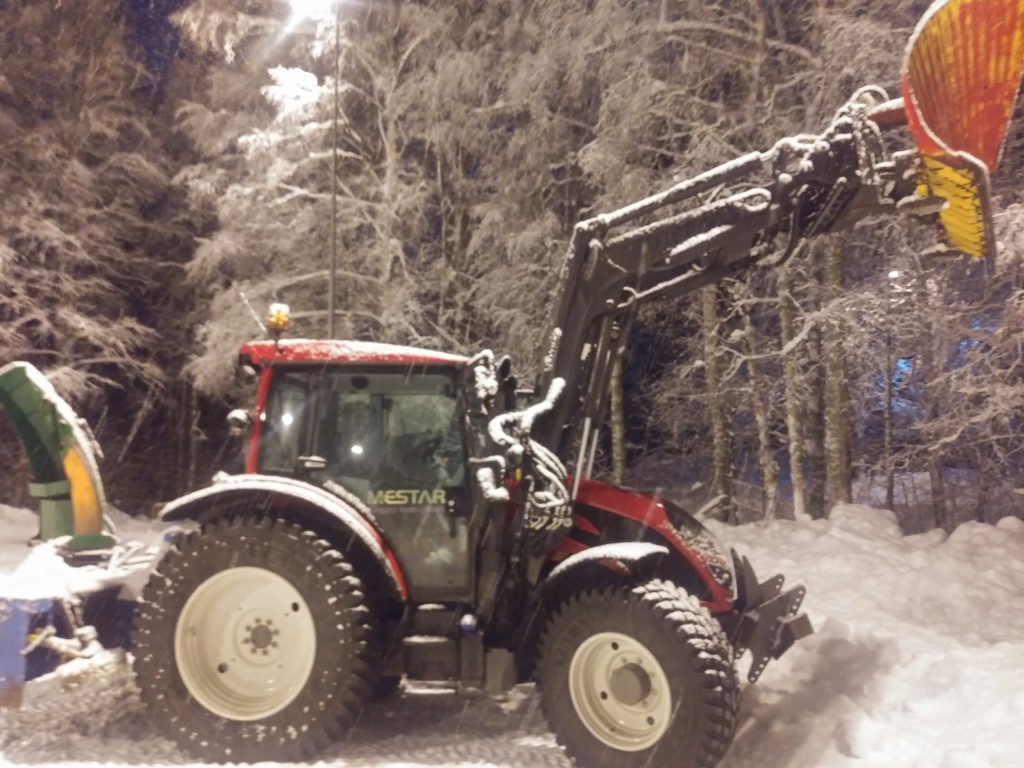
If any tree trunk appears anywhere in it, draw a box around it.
[920,307,948,530]
[187,384,201,493]
[929,458,948,529]
[702,285,736,522]
[884,331,895,510]
[973,456,993,524]
[823,236,852,508]
[741,303,779,520]
[779,263,807,519]
[805,250,827,518]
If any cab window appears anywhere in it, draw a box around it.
[315,371,465,497]
[258,371,311,473]
[314,370,469,599]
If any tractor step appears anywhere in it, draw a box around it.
[403,634,457,681]
[410,603,461,636]
[400,605,491,685]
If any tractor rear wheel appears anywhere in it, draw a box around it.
[537,579,738,768]
[132,515,374,762]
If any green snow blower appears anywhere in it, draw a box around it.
[0,361,115,551]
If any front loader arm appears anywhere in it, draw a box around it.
[473,0,1023,549]
[534,89,922,470]
[531,0,1024,479]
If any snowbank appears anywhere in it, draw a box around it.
[711,504,1024,768]
[0,504,169,601]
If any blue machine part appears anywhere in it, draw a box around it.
[0,597,56,707]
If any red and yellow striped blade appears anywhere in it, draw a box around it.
[902,0,1024,258]
[903,0,1024,171]
[915,154,992,258]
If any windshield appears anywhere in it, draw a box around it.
[313,371,465,498]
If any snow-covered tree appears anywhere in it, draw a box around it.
[0,0,202,506]
[158,0,1024,530]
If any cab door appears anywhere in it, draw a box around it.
[312,367,473,602]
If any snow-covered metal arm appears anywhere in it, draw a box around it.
[531,88,936,475]
[532,0,1024,475]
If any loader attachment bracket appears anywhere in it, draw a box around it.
[729,549,813,682]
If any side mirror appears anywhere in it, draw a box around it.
[226,408,252,437]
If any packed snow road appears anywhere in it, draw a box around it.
[2,502,1023,768]
[1,671,569,767]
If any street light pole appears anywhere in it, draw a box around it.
[884,268,903,511]
[328,2,340,339]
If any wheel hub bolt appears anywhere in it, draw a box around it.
[608,662,652,706]
[242,618,282,653]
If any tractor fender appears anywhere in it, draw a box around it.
[514,542,669,680]
[545,542,670,585]
[158,473,408,603]
[571,478,736,612]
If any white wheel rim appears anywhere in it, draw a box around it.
[174,566,317,721]
[568,631,672,752]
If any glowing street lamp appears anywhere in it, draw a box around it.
[288,0,336,20]
[289,0,343,339]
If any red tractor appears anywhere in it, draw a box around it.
[128,2,1021,765]
[133,335,804,768]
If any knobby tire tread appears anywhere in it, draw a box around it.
[131,515,375,762]
[537,578,738,768]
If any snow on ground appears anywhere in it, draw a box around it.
[0,504,170,602]
[1,502,1023,767]
[710,505,1024,768]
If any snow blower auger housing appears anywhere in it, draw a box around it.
[0,362,114,552]
[0,362,149,707]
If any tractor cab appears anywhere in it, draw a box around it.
[238,338,477,602]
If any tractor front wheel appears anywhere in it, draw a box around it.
[538,579,738,768]
[132,516,374,762]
